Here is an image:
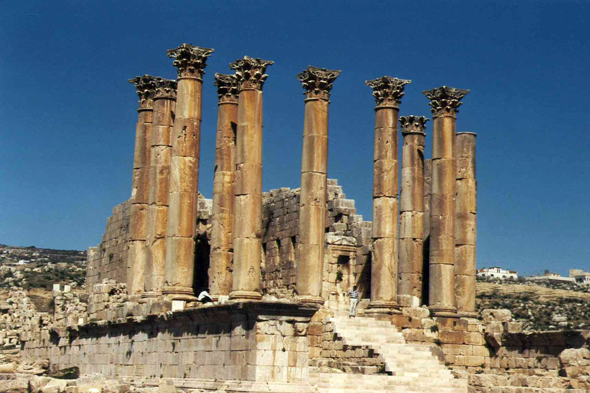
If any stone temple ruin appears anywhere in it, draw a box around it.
[17,44,590,392]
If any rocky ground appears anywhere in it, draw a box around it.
[476,279,590,331]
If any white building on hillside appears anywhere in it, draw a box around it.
[570,269,590,286]
[526,271,574,283]
[477,267,518,280]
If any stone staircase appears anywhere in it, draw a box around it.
[310,316,468,393]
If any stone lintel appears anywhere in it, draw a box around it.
[153,77,178,100]
[229,56,274,91]
[400,115,429,136]
[128,74,158,110]
[423,86,469,118]
[366,76,411,108]
[214,73,239,104]
[297,66,341,101]
[167,43,214,79]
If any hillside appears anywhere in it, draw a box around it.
[476,280,590,331]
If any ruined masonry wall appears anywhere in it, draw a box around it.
[260,179,372,300]
[22,305,312,384]
[86,201,131,288]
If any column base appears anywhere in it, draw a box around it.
[366,300,401,315]
[297,295,325,305]
[429,305,458,318]
[229,290,262,301]
[141,291,161,300]
[457,310,479,318]
[162,286,197,302]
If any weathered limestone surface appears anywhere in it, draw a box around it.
[86,201,131,288]
[296,66,341,304]
[398,116,428,303]
[423,86,469,316]
[22,302,318,386]
[365,76,410,314]
[163,44,214,301]
[127,75,157,297]
[229,56,273,301]
[455,132,477,315]
[260,180,372,307]
[209,73,238,299]
[144,78,177,298]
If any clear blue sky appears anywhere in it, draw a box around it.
[1,1,589,277]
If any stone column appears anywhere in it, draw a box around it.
[162,44,214,301]
[127,75,157,298]
[398,115,428,304]
[365,76,410,314]
[455,132,477,316]
[423,159,432,305]
[228,56,274,301]
[209,73,239,299]
[143,77,177,299]
[422,86,469,316]
[296,66,341,304]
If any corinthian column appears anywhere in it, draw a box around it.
[229,56,273,301]
[162,44,214,301]
[398,116,428,303]
[455,132,477,316]
[144,77,177,299]
[209,73,239,299]
[423,86,469,316]
[127,75,157,298]
[365,76,410,314]
[296,66,341,304]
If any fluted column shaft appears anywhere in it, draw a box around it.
[229,56,273,301]
[209,74,238,298]
[398,116,428,303]
[163,44,213,301]
[127,75,157,298]
[296,66,340,304]
[144,78,177,298]
[366,76,409,314]
[455,132,477,315]
[423,86,469,316]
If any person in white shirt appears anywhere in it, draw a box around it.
[348,285,359,318]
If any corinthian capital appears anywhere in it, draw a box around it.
[129,75,157,110]
[423,86,469,118]
[153,77,177,100]
[400,115,429,135]
[365,76,411,108]
[297,66,341,101]
[229,56,274,91]
[214,73,239,104]
[167,44,214,79]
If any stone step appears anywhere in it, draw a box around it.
[317,316,468,393]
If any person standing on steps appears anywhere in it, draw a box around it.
[348,285,359,318]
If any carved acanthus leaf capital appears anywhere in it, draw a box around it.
[297,66,341,101]
[229,56,274,91]
[214,73,239,103]
[423,86,469,118]
[400,115,429,135]
[128,75,158,110]
[365,76,411,108]
[167,44,214,79]
[153,77,177,100]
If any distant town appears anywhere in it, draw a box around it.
[477,266,590,285]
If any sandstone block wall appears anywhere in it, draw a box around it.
[260,179,372,302]
[86,201,131,288]
[22,303,315,384]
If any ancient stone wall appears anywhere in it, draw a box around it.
[259,179,372,303]
[22,303,315,385]
[86,201,131,288]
